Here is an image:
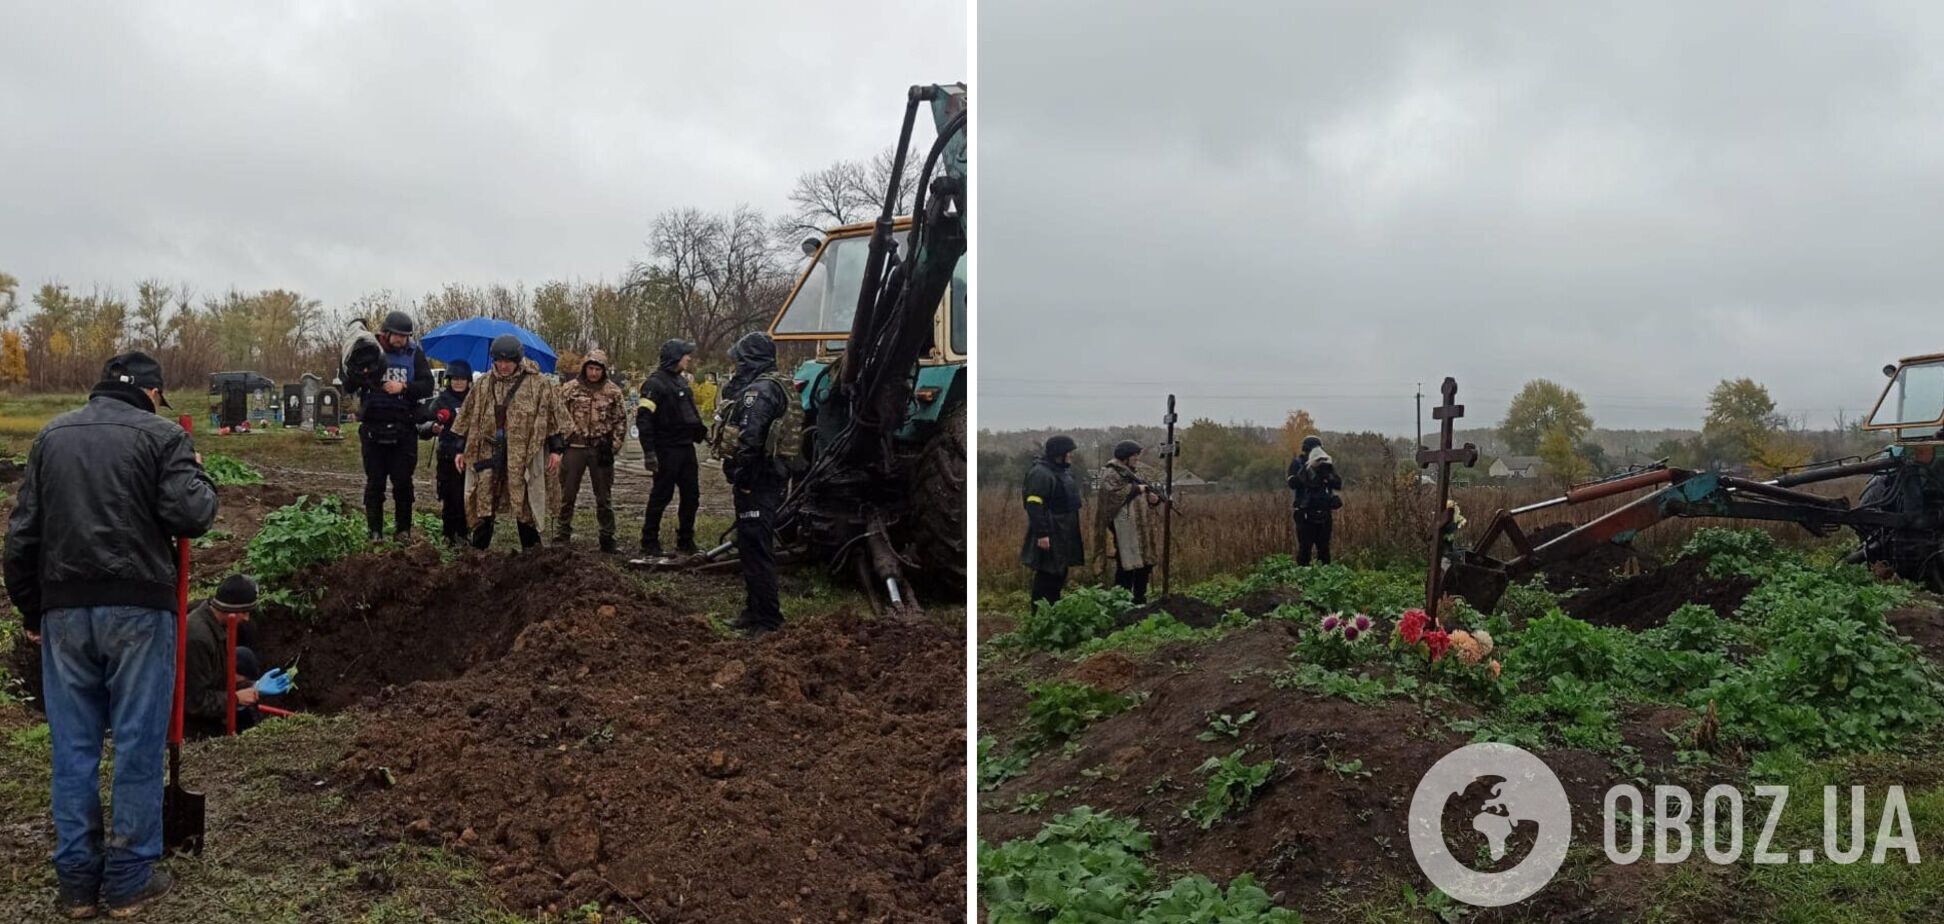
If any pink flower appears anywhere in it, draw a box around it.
[1352,614,1372,632]
[1343,626,1361,642]
[1321,614,1341,632]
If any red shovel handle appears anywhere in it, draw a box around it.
[170,415,192,747]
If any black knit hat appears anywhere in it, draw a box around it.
[445,359,472,380]
[1113,440,1142,461]
[213,574,259,611]
[1301,435,1323,453]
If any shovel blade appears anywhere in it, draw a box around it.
[163,784,206,856]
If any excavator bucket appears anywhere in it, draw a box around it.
[1443,556,1510,613]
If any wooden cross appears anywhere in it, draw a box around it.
[1415,377,1478,622]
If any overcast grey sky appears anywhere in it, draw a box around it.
[0,0,964,309]
[979,1,1944,435]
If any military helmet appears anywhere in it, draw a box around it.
[489,334,524,361]
[381,311,415,336]
[1113,440,1143,461]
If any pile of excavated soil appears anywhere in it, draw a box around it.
[306,548,964,922]
[1113,593,1228,630]
[979,621,1676,921]
[1559,556,1755,631]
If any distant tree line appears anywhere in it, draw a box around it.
[0,146,910,393]
[981,374,1888,493]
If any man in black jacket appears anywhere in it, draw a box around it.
[1020,434,1085,607]
[720,332,791,635]
[350,311,434,541]
[427,360,471,547]
[637,339,707,555]
[1287,435,1344,565]
[183,575,292,738]
[4,351,218,918]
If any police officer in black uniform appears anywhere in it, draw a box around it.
[721,332,789,635]
[350,311,434,541]
[1020,434,1085,606]
[637,339,706,556]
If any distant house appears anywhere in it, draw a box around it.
[1490,455,1545,479]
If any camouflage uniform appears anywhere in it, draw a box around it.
[1094,458,1163,604]
[451,358,568,544]
[555,349,628,547]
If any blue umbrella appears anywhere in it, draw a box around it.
[421,317,558,374]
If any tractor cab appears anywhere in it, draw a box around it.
[1866,354,1944,443]
[768,217,967,445]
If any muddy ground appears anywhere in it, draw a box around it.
[0,445,966,922]
[978,551,1940,923]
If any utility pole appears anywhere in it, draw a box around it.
[1159,394,1179,598]
[1416,382,1424,450]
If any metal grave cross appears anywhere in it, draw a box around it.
[1414,377,1478,622]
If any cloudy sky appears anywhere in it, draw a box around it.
[979,1,1944,435]
[0,0,964,308]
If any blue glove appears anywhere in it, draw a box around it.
[254,668,294,696]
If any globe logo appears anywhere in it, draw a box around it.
[1408,742,1572,907]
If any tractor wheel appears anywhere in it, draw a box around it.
[909,402,966,591]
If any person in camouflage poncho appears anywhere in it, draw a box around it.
[1094,440,1164,604]
[555,348,628,551]
[451,336,568,549]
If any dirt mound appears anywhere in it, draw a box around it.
[1559,556,1755,631]
[1225,585,1303,618]
[1114,593,1227,630]
[329,563,965,922]
[1529,522,1654,592]
[979,621,1644,920]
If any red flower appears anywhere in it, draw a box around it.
[1424,629,1452,663]
[1397,608,1428,646]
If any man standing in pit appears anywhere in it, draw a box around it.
[637,339,707,557]
[718,332,799,635]
[556,349,628,552]
[1021,435,1085,608]
[183,575,293,738]
[5,351,219,918]
[351,311,434,542]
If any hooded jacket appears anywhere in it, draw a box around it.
[637,339,706,452]
[1288,445,1344,519]
[1019,439,1085,573]
[4,382,219,629]
[559,349,628,451]
[722,333,789,489]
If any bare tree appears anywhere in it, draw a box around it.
[630,206,791,362]
[778,146,921,246]
[134,280,171,352]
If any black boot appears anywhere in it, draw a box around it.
[600,535,618,554]
[470,518,495,550]
[729,611,782,637]
[517,523,542,549]
[367,507,385,541]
